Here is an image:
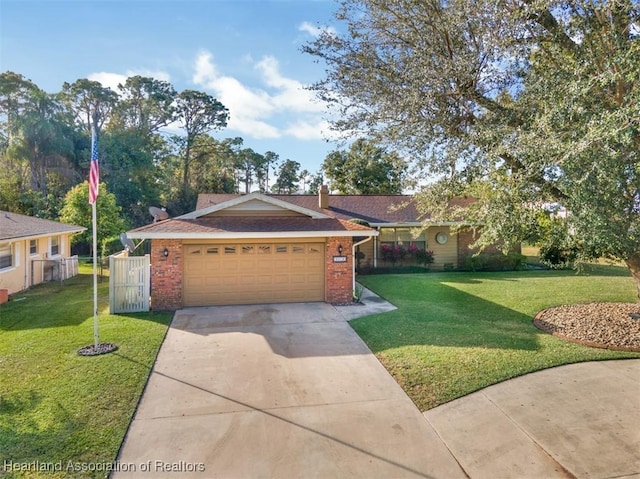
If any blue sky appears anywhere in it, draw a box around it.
[0,0,343,175]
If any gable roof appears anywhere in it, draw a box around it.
[196,193,420,225]
[127,216,375,239]
[181,192,332,220]
[0,210,85,242]
[127,192,378,239]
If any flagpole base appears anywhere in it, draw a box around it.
[77,342,118,356]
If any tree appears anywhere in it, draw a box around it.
[61,78,119,203]
[305,0,640,297]
[0,71,39,140]
[257,151,279,193]
[299,169,311,192]
[61,78,118,134]
[98,75,177,227]
[59,181,126,254]
[322,138,407,194]
[114,75,176,134]
[100,128,165,227]
[4,88,75,195]
[174,90,228,196]
[0,72,77,212]
[307,171,324,195]
[272,159,301,194]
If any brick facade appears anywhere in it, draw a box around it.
[325,236,354,304]
[150,236,356,309]
[151,239,183,310]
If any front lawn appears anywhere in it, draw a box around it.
[354,265,640,411]
[0,268,172,478]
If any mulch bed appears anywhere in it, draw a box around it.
[534,303,640,352]
[77,343,118,356]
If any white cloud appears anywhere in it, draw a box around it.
[87,72,127,91]
[284,119,338,141]
[193,51,280,139]
[255,56,324,114]
[88,69,171,92]
[298,21,337,38]
[192,51,327,141]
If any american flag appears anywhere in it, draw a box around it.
[89,127,99,205]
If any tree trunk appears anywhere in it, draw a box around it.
[625,253,640,302]
[183,140,191,194]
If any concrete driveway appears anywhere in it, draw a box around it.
[114,302,466,478]
[114,298,640,479]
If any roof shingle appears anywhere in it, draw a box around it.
[128,216,375,237]
[196,194,419,223]
[0,210,85,241]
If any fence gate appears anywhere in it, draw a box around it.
[109,253,150,313]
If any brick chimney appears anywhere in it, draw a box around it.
[319,184,329,209]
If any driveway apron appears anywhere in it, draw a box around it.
[113,303,466,479]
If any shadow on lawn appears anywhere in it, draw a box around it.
[439,263,632,284]
[0,272,169,331]
[0,391,82,466]
[352,281,540,352]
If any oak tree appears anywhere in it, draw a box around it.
[322,138,407,194]
[305,0,640,297]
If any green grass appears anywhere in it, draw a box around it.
[0,266,172,478]
[354,264,640,411]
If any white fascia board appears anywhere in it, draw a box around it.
[0,228,86,242]
[369,222,468,228]
[368,222,423,228]
[127,230,379,240]
[178,192,331,220]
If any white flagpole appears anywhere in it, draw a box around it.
[90,122,99,349]
[92,198,99,348]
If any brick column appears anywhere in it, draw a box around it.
[151,239,183,310]
[325,237,353,304]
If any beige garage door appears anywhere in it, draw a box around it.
[183,242,325,306]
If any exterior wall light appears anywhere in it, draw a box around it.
[338,244,343,255]
[163,247,169,257]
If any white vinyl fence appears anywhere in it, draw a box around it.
[31,255,79,286]
[109,252,150,313]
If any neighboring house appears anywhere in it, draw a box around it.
[126,187,489,310]
[0,211,86,295]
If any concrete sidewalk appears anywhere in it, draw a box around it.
[424,359,640,479]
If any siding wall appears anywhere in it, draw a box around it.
[356,238,375,268]
[426,226,458,269]
[371,226,459,270]
[0,233,73,295]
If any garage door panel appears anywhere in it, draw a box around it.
[184,242,325,306]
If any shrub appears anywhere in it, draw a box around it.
[463,252,527,271]
[380,243,395,263]
[381,244,435,267]
[415,248,435,267]
[393,244,407,263]
[101,235,125,257]
[539,244,579,269]
[358,265,430,275]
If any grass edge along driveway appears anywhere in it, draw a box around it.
[0,268,172,479]
[353,265,640,411]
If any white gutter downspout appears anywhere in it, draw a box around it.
[352,236,373,295]
[374,228,379,268]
